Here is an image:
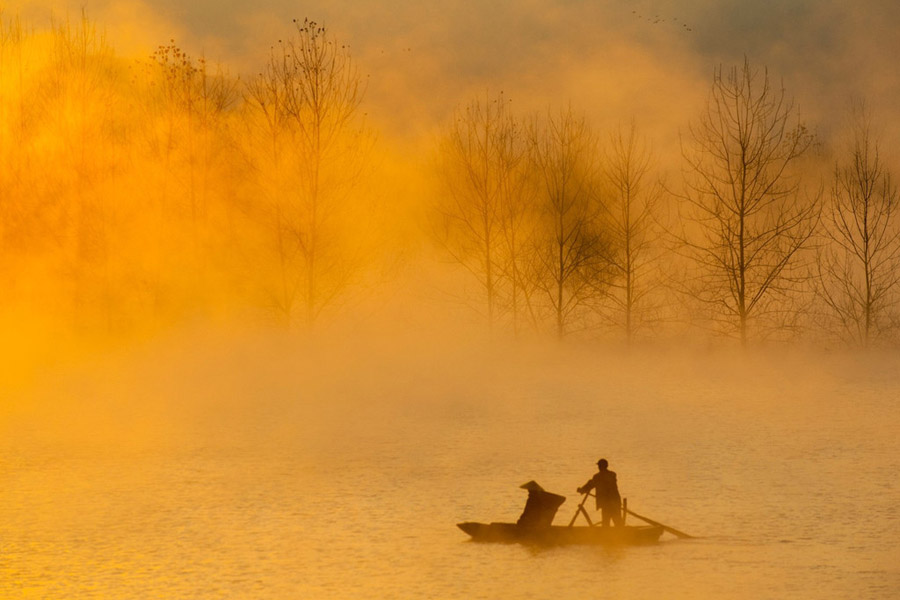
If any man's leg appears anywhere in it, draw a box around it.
[611,505,623,527]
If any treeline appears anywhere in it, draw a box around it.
[0,15,375,336]
[437,68,900,348]
[1,14,899,348]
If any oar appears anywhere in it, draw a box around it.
[567,492,595,527]
[624,507,694,539]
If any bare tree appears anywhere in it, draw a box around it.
[148,42,238,254]
[0,13,121,326]
[529,107,611,339]
[603,120,664,344]
[495,104,535,334]
[817,103,900,346]
[244,18,370,327]
[678,59,818,346]
[142,40,239,322]
[436,91,531,330]
[0,15,30,268]
[44,14,125,330]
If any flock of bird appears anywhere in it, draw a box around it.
[632,9,693,32]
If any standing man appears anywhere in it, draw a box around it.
[577,458,622,527]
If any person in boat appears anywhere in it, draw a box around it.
[577,458,622,527]
[516,481,566,529]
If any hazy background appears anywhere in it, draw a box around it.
[9,0,900,140]
[1,0,897,355]
[2,2,900,597]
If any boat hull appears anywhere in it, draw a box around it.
[457,522,663,546]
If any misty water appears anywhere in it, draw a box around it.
[2,330,899,599]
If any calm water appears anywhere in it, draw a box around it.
[2,334,899,599]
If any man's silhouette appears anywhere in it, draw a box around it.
[577,458,623,527]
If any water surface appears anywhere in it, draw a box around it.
[2,336,898,598]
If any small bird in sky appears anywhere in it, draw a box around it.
[630,7,694,33]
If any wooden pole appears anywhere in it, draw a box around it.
[624,507,694,539]
[567,492,595,527]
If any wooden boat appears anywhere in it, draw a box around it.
[457,481,683,547]
[457,521,664,546]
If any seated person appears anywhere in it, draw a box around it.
[516,481,566,528]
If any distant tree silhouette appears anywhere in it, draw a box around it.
[0,16,31,268]
[602,121,665,344]
[144,40,239,318]
[817,103,900,347]
[677,59,818,346]
[436,92,533,330]
[244,19,370,327]
[528,107,612,339]
[45,14,124,330]
[149,41,237,251]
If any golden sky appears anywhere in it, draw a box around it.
[7,0,899,143]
